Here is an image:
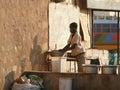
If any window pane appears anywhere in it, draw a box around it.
[94,24,101,32]
[102,24,110,32]
[111,24,117,32]
[106,16,112,20]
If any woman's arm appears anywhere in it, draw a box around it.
[60,43,77,52]
[62,44,70,51]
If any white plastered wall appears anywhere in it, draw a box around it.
[49,2,80,50]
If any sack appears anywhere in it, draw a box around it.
[12,83,40,90]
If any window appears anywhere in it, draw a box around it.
[93,16,97,20]
[106,16,113,20]
[98,16,104,19]
[92,10,120,64]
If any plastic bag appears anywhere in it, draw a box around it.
[12,83,40,90]
[29,75,44,89]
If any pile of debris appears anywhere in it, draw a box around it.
[12,74,44,90]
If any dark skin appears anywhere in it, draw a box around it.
[59,25,77,52]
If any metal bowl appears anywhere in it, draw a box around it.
[50,50,65,57]
[82,64,99,74]
[101,65,117,74]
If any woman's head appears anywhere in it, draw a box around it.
[69,22,77,33]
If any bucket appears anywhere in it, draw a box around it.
[59,78,72,90]
[51,57,67,72]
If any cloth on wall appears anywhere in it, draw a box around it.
[80,9,91,48]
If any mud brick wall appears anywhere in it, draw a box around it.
[0,0,49,89]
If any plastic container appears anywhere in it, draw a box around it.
[59,78,72,90]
